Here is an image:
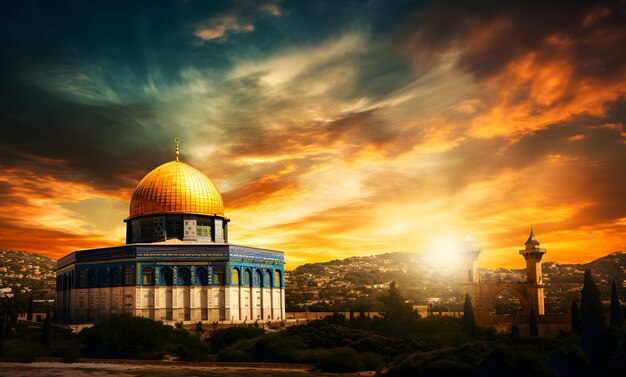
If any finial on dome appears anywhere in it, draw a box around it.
[175,137,180,161]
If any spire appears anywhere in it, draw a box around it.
[525,227,540,246]
[175,137,180,161]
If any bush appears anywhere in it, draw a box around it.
[1,339,41,362]
[208,326,265,353]
[80,314,209,361]
[310,347,365,372]
[218,333,307,363]
[381,344,489,377]
[50,340,83,363]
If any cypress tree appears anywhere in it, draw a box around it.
[610,279,624,328]
[580,269,606,370]
[529,309,538,336]
[381,281,417,335]
[40,306,51,349]
[26,295,33,321]
[570,301,581,333]
[463,293,476,336]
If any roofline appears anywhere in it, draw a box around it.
[125,213,230,221]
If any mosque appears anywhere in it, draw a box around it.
[55,140,285,324]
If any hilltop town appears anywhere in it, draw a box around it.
[285,251,626,313]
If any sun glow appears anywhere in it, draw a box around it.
[429,236,463,270]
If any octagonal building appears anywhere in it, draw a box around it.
[56,143,285,324]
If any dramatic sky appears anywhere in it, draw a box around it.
[1,1,625,269]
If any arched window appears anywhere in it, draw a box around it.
[232,268,240,285]
[100,270,110,287]
[124,266,134,286]
[142,267,155,286]
[162,267,173,286]
[255,269,263,288]
[111,269,121,286]
[197,267,208,285]
[79,269,87,288]
[265,270,272,287]
[274,270,281,287]
[88,269,97,288]
[244,268,252,286]
[178,267,191,286]
[214,266,225,285]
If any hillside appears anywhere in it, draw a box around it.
[1,249,624,313]
[0,250,56,299]
[286,251,626,313]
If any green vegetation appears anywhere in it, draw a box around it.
[463,293,476,336]
[610,280,624,329]
[81,314,210,360]
[1,273,626,375]
[580,269,607,371]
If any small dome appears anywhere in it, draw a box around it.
[129,161,224,219]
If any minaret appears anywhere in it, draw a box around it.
[519,228,547,284]
[460,233,482,283]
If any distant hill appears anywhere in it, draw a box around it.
[0,250,56,299]
[286,251,625,313]
[1,249,624,313]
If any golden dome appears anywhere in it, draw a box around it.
[129,161,224,219]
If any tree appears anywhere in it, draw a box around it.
[529,309,538,336]
[380,281,419,335]
[26,295,33,321]
[570,301,581,333]
[40,306,51,349]
[580,269,607,370]
[463,293,476,336]
[610,279,624,329]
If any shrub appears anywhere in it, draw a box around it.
[1,339,41,363]
[311,347,365,372]
[50,339,83,363]
[218,333,307,363]
[80,314,209,361]
[208,326,265,353]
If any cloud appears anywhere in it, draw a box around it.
[195,16,254,41]
[0,2,624,268]
[259,2,281,17]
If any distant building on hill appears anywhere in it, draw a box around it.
[56,140,285,324]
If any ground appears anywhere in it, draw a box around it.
[0,362,376,377]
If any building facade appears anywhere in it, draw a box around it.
[56,142,285,324]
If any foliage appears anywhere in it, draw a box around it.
[610,280,624,329]
[285,319,424,358]
[580,269,607,370]
[463,293,476,336]
[50,338,83,363]
[26,296,33,321]
[218,333,307,363]
[529,309,538,337]
[301,347,366,372]
[1,338,41,362]
[208,326,265,353]
[382,337,590,377]
[380,281,421,336]
[40,307,51,348]
[570,301,581,333]
[80,314,209,360]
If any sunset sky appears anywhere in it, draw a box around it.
[0,1,625,269]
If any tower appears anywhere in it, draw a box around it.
[460,233,482,283]
[519,228,547,284]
